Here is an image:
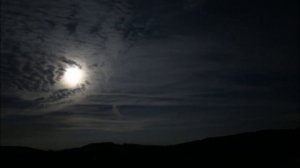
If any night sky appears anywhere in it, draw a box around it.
[1,0,299,149]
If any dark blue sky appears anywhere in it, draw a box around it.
[1,0,299,149]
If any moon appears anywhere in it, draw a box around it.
[62,66,84,88]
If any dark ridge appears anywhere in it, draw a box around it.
[0,146,46,161]
[1,128,299,166]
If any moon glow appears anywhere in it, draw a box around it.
[62,66,84,88]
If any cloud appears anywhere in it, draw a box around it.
[1,0,299,148]
[1,0,137,114]
[112,104,122,119]
[60,116,146,132]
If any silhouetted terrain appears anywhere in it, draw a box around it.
[1,128,299,166]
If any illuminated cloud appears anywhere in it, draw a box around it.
[1,0,134,113]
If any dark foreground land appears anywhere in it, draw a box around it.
[1,128,300,166]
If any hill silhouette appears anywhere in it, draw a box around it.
[1,128,299,166]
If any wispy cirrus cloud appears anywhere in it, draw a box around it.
[1,0,299,149]
[1,0,138,113]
